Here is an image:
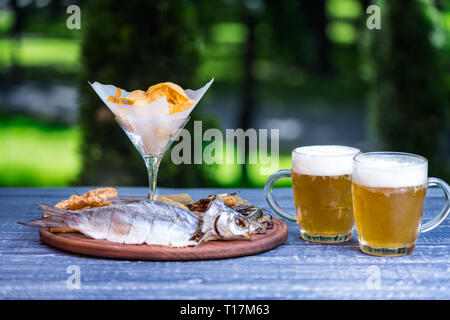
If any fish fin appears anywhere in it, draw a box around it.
[36,204,70,217]
[194,231,216,248]
[18,204,72,229]
[107,196,144,203]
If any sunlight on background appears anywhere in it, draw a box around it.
[0,37,80,69]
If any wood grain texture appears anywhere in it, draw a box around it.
[0,187,449,300]
[38,218,288,261]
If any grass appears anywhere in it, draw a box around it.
[0,116,81,187]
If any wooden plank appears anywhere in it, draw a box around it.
[0,187,449,300]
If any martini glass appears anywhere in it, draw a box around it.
[115,116,190,200]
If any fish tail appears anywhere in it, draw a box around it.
[17,219,66,229]
[18,204,72,229]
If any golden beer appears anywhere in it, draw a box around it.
[352,183,426,254]
[292,172,354,240]
[351,151,437,256]
[264,145,360,242]
[265,145,360,242]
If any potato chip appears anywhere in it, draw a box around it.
[147,82,189,103]
[108,82,196,114]
[107,88,122,103]
[146,83,167,96]
[107,88,135,105]
[146,87,167,103]
[126,90,153,106]
[168,99,195,114]
[165,82,189,99]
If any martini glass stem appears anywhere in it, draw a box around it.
[144,156,162,200]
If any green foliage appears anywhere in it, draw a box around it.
[362,0,449,179]
[0,10,14,34]
[78,0,215,187]
[326,0,362,19]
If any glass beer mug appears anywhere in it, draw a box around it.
[265,145,361,243]
[351,152,450,256]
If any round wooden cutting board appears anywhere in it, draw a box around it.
[39,217,288,261]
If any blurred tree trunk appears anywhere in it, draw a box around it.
[264,0,330,75]
[360,0,370,10]
[363,0,449,179]
[239,5,258,187]
[301,0,331,76]
[9,0,24,79]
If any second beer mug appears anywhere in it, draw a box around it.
[352,152,450,256]
[265,145,361,243]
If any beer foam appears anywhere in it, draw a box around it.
[292,145,360,176]
[352,153,428,188]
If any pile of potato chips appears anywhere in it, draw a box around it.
[107,82,196,115]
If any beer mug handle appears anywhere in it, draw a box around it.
[264,169,297,222]
[420,177,450,233]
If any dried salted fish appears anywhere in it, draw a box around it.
[20,198,263,247]
[189,193,273,231]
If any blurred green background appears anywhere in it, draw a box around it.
[0,0,449,188]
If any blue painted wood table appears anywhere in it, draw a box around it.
[0,187,449,299]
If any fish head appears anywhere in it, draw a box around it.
[202,198,265,241]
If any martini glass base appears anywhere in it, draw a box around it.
[144,156,162,200]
